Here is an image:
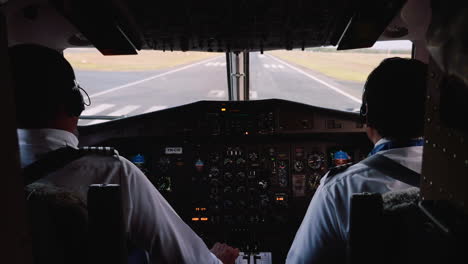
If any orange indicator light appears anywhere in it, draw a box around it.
[192,217,200,221]
[221,108,227,112]
[276,197,284,201]
[201,217,208,221]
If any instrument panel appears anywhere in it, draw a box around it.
[79,99,372,262]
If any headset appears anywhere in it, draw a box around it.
[359,88,368,125]
[65,80,90,117]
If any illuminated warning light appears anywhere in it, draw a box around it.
[195,208,200,211]
[201,217,209,221]
[245,131,249,135]
[221,108,227,112]
[201,208,207,211]
[276,197,285,201]
[192,217,200,221]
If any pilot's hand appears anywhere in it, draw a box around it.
[210,242,240,264]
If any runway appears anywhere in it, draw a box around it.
[76,52,363,125]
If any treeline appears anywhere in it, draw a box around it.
[303,47,411,54]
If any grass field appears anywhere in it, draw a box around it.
[269,50,411,83]
[64,49,221,71]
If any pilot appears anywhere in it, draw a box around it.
[10,44,239,264]
[286,57,428,263]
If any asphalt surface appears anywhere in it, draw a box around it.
[76,52,363,125]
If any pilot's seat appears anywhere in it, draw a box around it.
[25,183,142,264]
[25,183,89,264]
[349,188,467,264]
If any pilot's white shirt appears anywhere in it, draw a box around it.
[18,128,222,264]
[286,138,423,264]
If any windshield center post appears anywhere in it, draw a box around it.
[226,51,250,101]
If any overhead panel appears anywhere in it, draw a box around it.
[125,0,349,52]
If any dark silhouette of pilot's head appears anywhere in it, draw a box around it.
[9,44,85,131]
[361,57,428,141]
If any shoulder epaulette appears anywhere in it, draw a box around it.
[326,162,354,179]
[79,146,120,157]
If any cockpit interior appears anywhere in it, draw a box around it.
[79,99,371,260]
[2,0,467,264]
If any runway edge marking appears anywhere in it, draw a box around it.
[266,54,362,104]
[89,55,223,98]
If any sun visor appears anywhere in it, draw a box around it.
[337,0,406,50]
[51,0,142,55]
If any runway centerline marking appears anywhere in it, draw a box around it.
[89,55,223,98]
[266,54,362,104]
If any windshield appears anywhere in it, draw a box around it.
[66,41,411,126]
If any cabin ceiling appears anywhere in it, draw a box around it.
[3,0,408,54]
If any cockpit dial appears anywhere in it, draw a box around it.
[307,152,325,170]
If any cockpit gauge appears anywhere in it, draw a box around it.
[332,150,352,166]
[307,152,325,170]
[208,167,220,178]
[131,154,146,165]
[248,152,259,162]
[278,160,287,169]
[258,180,268,190]
[236,157,246,165]
[223,157,234,166]
[237,199,247,209]
[131,154,149,174]
[236,171,246,180]
[156,176,172,192]
[293,160,305,172]
[223,186,233,194]
[224,172,233,181]
[195,159,204,172]
[223,200,234,209]
[209,153,220,164]
[236,186,246,193]
[158,156,171,172]
[308,172,322,191]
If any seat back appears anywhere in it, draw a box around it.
[88,184,128,264]
[26,183,130,264]
[26,183,89,264]
[349,188,467,264]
